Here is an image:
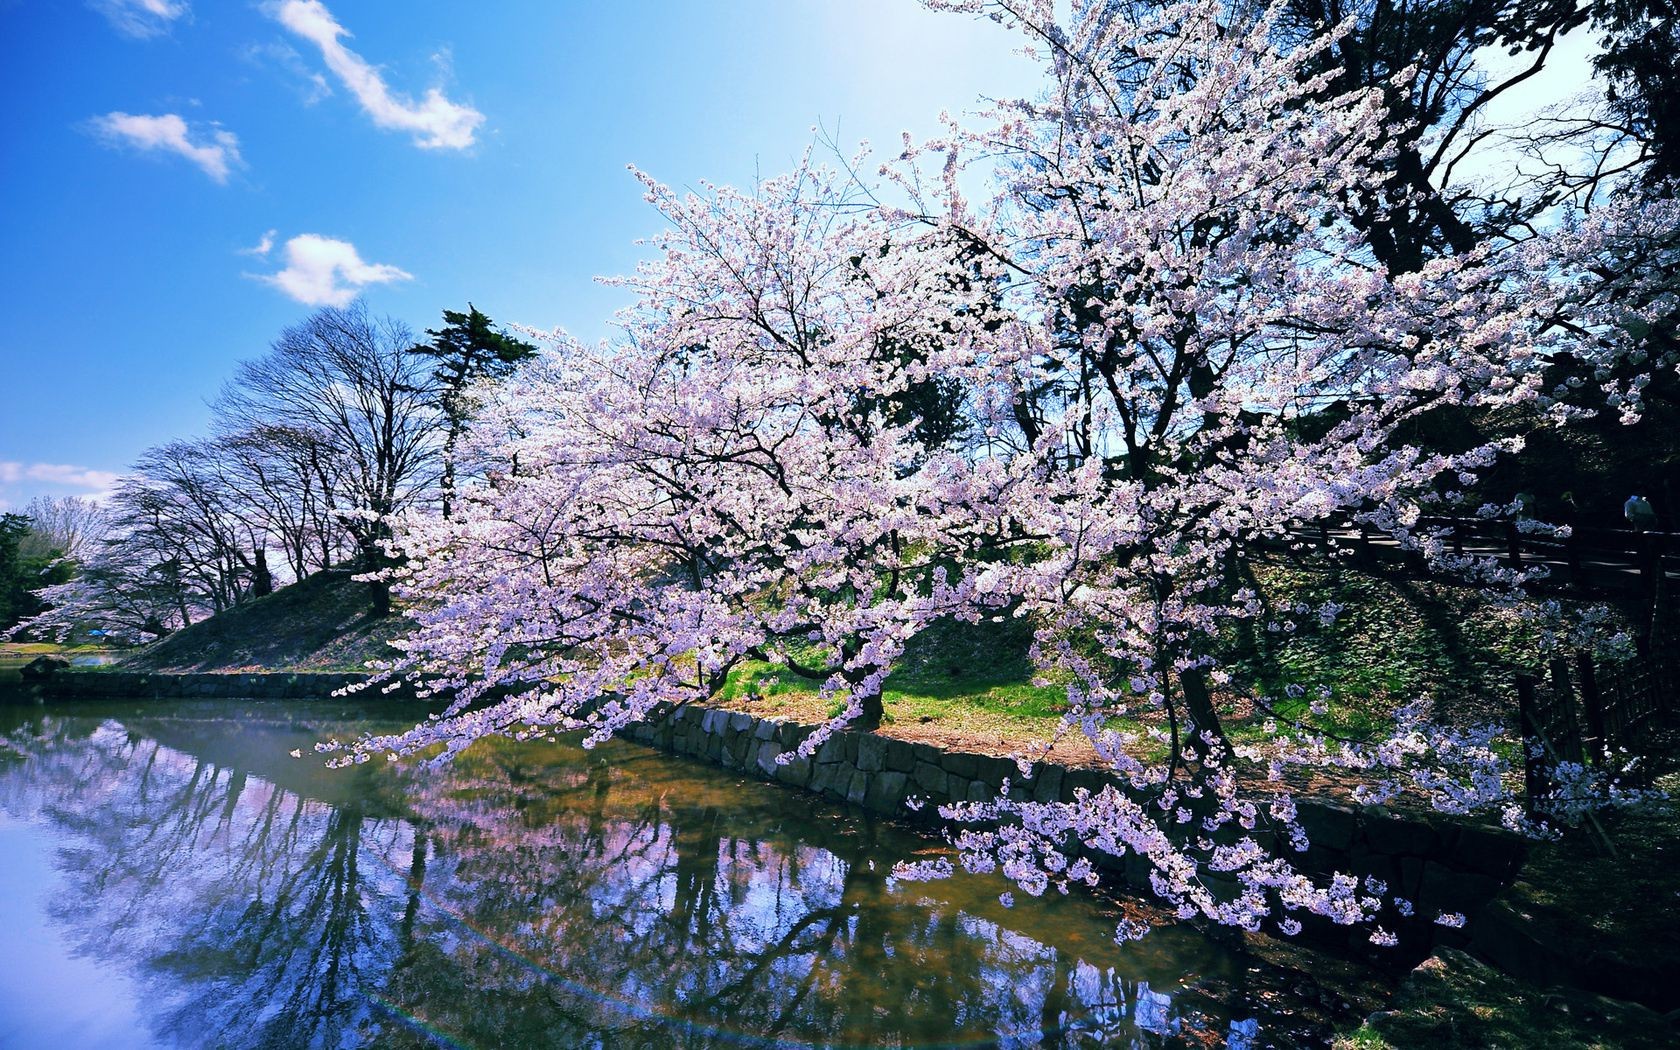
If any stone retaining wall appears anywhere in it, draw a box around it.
[622,703,1527,956]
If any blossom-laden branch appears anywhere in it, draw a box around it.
[323,0,1674,943]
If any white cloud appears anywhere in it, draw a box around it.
[241,229,278,257]
[90,112,242,183]
[90,0,189,39]
[257,233,412,307]
[0,462,121,501]
[271,0,484,150]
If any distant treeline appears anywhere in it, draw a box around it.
[10,302,533,643]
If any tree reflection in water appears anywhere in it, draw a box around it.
[0,703,1379,1048]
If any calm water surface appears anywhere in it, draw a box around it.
[0,697,1384,1048]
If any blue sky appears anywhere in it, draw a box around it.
[0,0,1040,509]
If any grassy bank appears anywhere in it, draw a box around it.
[116,568,406,673]
[712,557,1607,758]
[0,641,121,666]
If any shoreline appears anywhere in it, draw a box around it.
[12,664,1522,963]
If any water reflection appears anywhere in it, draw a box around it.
[0,701,1379,1047]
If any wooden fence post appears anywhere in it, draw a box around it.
[1516,673,1547,814]
[1638,533,1663,654]
[1548,657,1585,764]
[1574,651,1608,765]
[1505,519,1524,571]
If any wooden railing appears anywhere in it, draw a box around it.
[1268,514,1680,797]
[1418,516,1679,596]
[1516,645,1680,801]
[1284,515,1680,598]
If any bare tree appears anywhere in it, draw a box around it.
[212,424,353,582]
[217,302,444,614]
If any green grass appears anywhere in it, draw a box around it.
[1218,559,1617,741]
[715,616,1074,737]
[1338,946,1673,1049]
[0,642,114,655]
[714,556,1589,754]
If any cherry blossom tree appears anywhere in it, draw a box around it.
[336,0,1671,941]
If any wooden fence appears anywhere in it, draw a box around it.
[1292,516,1679,601]
[1516,644,1680,802]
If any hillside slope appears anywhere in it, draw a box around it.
[119,569,408,673]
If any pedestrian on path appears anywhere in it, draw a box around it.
[1625,494,1658,532]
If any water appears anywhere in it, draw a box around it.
[0,699,1385,1048]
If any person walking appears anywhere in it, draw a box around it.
[1625,494,1659,532]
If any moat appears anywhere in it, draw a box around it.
[0,697,1389,1048]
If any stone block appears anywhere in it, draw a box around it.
[913,761,949,798]
[884,738,916,773]
[753,718,779,741]
[1031,764,1064,805]
[1399,856,1425,901]
[976,756,1015,790]
[774,754,813,788]
[1469,899,1570,990]
[1450,823,1528,880]
[808,763,838,797]
[1364,807,1442,856]
[1417,861,1499,915]
[846,770,870,806]
[941,751,980,778]
[1344,846,1402,890]
[815,734,847,765]
[728,712,754,733]
[856,734,887,772]
[728,732,752,764]
[1092,849,1128,874]
[1060,768,1105,802]
[1295,800,1358,852]
[865,771,909,813]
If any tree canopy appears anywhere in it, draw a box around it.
[323,0,1677,942]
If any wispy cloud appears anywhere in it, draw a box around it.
[271,0,484,150]
[242,40,334,106]
[89,112,242,183]
[90,0,189,39]
[256,233,412,307]
[241,229,278,257]
[0,462,122,501]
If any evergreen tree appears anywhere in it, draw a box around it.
[409,305,538,517]
[1593,0,1680,185]
[0,512,74,633]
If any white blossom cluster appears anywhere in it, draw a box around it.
[316,0,1674,941]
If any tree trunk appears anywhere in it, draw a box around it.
[251,548,274,597]
[1179,667,1229,755]
[855,689,885,731]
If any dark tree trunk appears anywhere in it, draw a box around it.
[250,548,274,598]
[1179,667,1229,755]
